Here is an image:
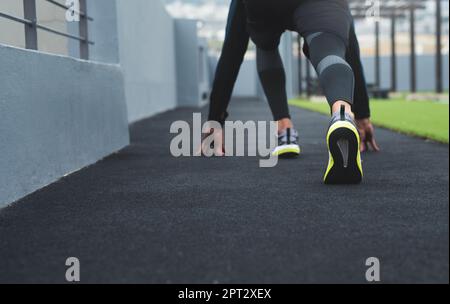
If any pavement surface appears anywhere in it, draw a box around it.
[0,99,448,284]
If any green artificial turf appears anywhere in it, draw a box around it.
[290,98,449,144]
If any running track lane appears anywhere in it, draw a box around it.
[0,99,448,283]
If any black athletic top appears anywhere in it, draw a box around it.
[208,0,371,124]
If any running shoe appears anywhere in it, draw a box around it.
[324,105,363,184]
[272,128,301,158]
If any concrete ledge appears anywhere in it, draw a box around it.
[0,44,130,207]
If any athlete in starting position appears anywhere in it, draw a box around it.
[207,0,379,184]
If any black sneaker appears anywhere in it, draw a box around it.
[272,128,301,158]
[324,105,363,184]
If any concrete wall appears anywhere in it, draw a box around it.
[87,0,120,63]
[115,0,178,123]
[71,0,182,121]
[198,38,211,106]
[0,44,129,207]
[175,19,202,107]
[68,0,121,64]
[174,20,211,108]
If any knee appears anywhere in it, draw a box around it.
[306,32,347,66]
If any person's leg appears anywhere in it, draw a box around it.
[256,47,293,132]
[256,47,300,157]
[292,0,354,112]
[302,32,362,184]
[302,21,379,152]
[301,23,369,119]
[242,1,302,156]
[241,0,296,133]
[255,47,301,157]
[305,31,355,115]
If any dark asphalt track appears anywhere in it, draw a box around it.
[0,100,448,284]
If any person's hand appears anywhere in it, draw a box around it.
[195,128,225,157]
[356,118,380,153]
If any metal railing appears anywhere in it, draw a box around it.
[0,0,94,59]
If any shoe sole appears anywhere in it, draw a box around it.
[272,144,301,159]
[324,121,363,185]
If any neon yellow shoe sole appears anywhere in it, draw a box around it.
[324,121,363,184]
[272,144,301,158]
